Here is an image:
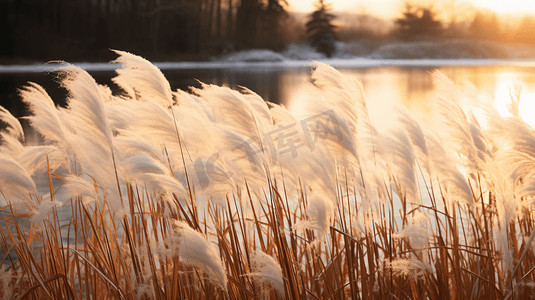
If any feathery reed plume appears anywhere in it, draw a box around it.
[247,250,284,296]
[425,131,472,204]
[303,63,361,174]
[0,153,38,205]
[62,174,98,204]
[431,71,485,174]
[59,66,113,146]
[18,82,80,178]
[482,159,516,274]
[20,82,68,145]
[17,145,67,177]
[385,127,420,205]
[238,87,274,133]
[112,50,173,106]
[172,90,221,155]
[4,51,535,299]
[0,265,21,299]
[507,82,522,117]
[397,106,429,173]
[0,106,23,141]
[169,220,228,290]
[393,211,429,249]
[287,144,336,237]
[488,116,535,186]
[307,192,335,236]
[192,84,266,153]
[387,257,433,279]
[58,65,122,207]
[0,106,24,156]
[115,133,168,165]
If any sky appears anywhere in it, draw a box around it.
[286,0,534,19]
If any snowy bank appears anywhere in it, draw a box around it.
[219,49,288,62]
[368,40,509,59]
[2,40,535,74]
[217,40,535,62]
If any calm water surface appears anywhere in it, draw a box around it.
[2,64,535,131]
[2,62,535,254]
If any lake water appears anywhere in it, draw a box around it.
[2,60,535,264]
[2,61,535,133]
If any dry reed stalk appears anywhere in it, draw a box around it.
[3,55,535,300]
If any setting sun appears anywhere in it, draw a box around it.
[287,0,535,18]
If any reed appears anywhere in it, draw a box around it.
[1,52,535,299]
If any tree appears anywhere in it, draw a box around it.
[514,15,535,45]
[395,2,442,40]
[352,3,375,40]
[256,0,288,51]
[441,0,473,38]
[469,11,502,41]
[236,0,262,48]
[306,0,337,57]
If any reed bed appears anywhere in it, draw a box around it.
[1,51,535,299]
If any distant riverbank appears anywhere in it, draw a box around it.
[219,40,535,62]
[2,39,535,67]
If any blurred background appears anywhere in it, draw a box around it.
[1,0,535,63]
[2,0,535,134]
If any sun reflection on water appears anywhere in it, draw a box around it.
[277,66,535,133]
[494,76,535,128]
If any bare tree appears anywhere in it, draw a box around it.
[236,0,261,48]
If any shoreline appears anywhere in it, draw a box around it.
[2,58,535,74]
[2,39,535,68]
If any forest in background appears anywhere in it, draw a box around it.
[1,0,535,62]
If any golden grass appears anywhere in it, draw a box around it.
[2,55,535,299]
[2,164,535,299]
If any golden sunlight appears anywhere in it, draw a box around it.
[286,0,401,18]
[288,0,535,18]
[472,0,535,15]
[494,77,535,127]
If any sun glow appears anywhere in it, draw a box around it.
[472,0,535,15]
[287,0,535,18]
[494,79,535,127]
[286,0,401,18]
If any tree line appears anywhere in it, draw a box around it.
[396,3,535,44]
[0,0,289,60]
[1,0,534,61]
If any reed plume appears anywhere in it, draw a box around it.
[2,51,535,299]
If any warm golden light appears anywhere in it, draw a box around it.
[472,0,535,15]
[494,79,535,127]
[286,0,401,18]
[287,0,535,18]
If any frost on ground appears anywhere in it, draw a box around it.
[219,49,288,62]
[217,40,535,62]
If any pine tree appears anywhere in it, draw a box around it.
[395,2,442,40]
[306,0,337,57]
